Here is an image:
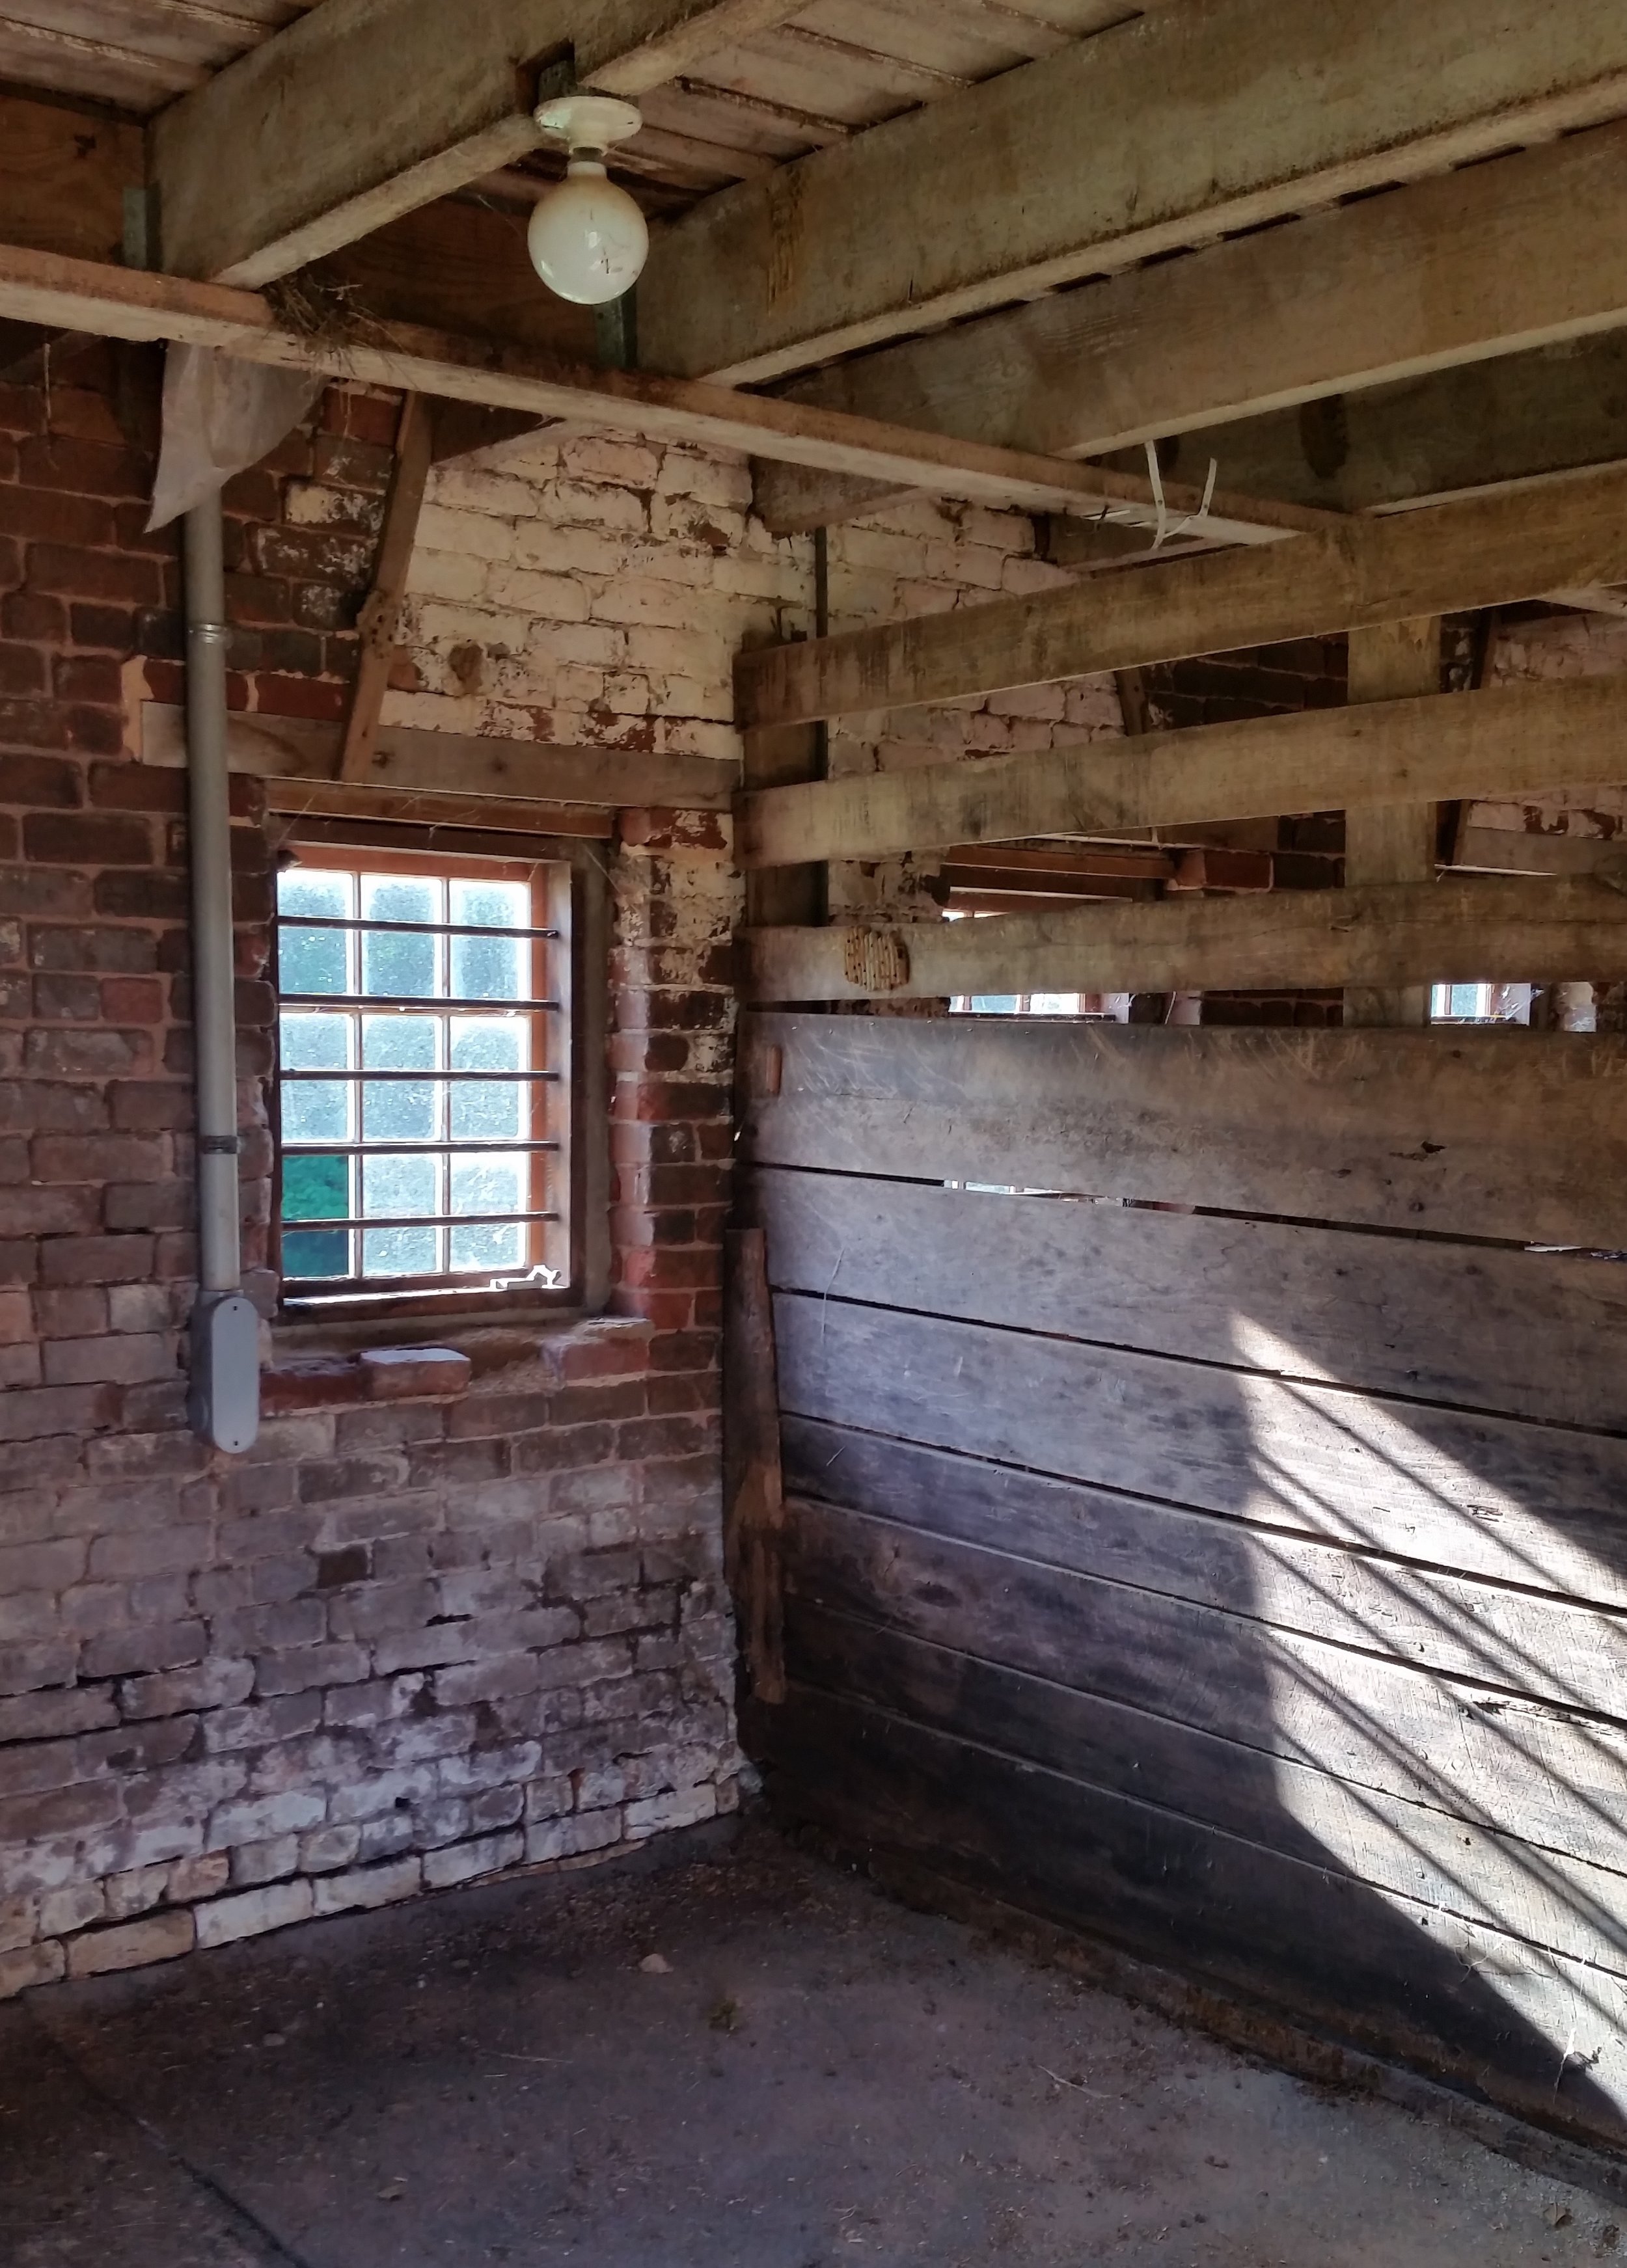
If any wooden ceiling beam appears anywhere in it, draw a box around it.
[640,0,1627,384]
[735,675,1627,869]
[752,119,1627,533]
[735,462,1627,728]
[146,0,819,287]
[0,241,1319,542]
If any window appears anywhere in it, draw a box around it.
[273,841,605,1314]
[1429,982,1533,1025]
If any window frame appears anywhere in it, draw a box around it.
[271,825,609,1327]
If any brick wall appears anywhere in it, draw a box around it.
[1,351,1076,1992]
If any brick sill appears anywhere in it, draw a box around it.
[264,1312,652,1415]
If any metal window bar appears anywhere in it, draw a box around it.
[275,859,570,1301]
[280,993,560,1014]
[281,1210,559,1233]
[282,917,560,939]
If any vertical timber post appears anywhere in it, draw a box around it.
[1344,617,1442,1027]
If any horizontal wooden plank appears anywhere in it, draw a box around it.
[777,1452,1627,1874]
[774,1299,1627,1606]
[786,1453,1627,1721]
[137,701,736,810]
[735,674,1627,868]
[750,118,1627,532]
[261,782,613,837]
[750,1170,1627,1429]
[733,461,1627,727]
[753,1687,1627,2146]
[740,1010,1627,1245]
[642,0,1627,383]
[741,876,1627,1004]
[789,1605,1627,1977]
[0,243,1307,545]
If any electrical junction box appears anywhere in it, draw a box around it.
[189,1293,262,1455]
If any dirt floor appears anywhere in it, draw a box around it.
[0,1820,1620,2267]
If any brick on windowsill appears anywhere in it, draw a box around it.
[261,1347,473,1414]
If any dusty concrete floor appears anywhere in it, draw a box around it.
[0,1822,1619,2267]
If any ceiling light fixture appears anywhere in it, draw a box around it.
[528,94,649,307]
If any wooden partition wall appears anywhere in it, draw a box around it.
[735,1008,1627,2148]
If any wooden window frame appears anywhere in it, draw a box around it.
[271,823,609,1327]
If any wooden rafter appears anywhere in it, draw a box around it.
[641,0,1627,381]
[752,118,1627,533]
[0,241,1320,544]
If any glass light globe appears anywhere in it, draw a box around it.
[528,160,649,306]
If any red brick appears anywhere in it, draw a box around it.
[32,972,101,1021]
[5,592,66,643]
[0,1079,107,1132]
[68,602,135,651]
[28,547,162,606]
[23,1025,147,1077]
[250,673,349,725]
[0,698,70,751]
[53,654,123,705]
[0,1381,117,1442]
[0,867,92,917]
[33,1133,169,1183]
[94,869,187,920]
[33,1286,107,1336]
[0,385,44,437]
[28,924,156,973]
[108,1081,192,1132]
[0,487,116,545]
[23,811,152,866]
[0,643,46,696]
[40,1232,154,1286]
[18,435,150,500]
[105,1180,191,1232]
[0,753,82,808]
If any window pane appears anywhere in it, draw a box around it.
[361,875,440,999]
[361,1151,441,1278]
[283,1152,349,1223]
[282,1228,350,1280]
[362,1016,437,1069]
[282,1079,349,1145]
[450,880,531,1003]
[279,870,352,922]
[279,924,348,995]
[449,1152,526,1271]
[450,1017,525,1140]
[281,1013,352,1072]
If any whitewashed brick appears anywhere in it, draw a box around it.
[68,1910,193,1977]
[0,1940,65,1997]
[311,1857,422,1916]
[625,1781,719,1838]
[525,1809,623,1864]
[423,1831,523,1889]
[195,1879,313,1949]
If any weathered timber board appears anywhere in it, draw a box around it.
[774,1301,1627,1608]
[740,1013,1627,1246]
[733,673,1627,868]
[741,876,1627,1004]
[785,1470,1627,1743]
[786,1605,1627,1978]
[776,1482,1627,1875]
[750,1689,1627,2148]
[750,1171,1627,1429]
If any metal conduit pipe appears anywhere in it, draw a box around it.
[184,494,260,1454]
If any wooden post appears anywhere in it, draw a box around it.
[1344,617,1441,1027]
[722,1226,787,1706]
[339,390,435,783]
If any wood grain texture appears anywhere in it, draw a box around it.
[749,1170,1627,1429]
[735,674,1627,868]
[0,92,140,267]
[138,702,737,809]
[1344,618,1441,1027]
[786,1605,1627,1970]
[145,0,815,284]
[642,0,1627,381]
[340,392,436,783]
[776,1466,1627,1876]
[0,243,1304,543]
[735,459,1627,725]
[773,1298,1627,1605]
[753,1686,1627,2147]
[740,1011,1627,1243]
[741,876,1627,1004]
[750,118,1627,530]
[723,1226,787,1703]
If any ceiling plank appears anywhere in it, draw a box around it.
[753,119,1627,532]
[741,876,1627,1004]
[146,0,821,286]
[734,462,1627,727]
[639,0,1627,383]
[735,675,1627,868]
[0,241,1322,541]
